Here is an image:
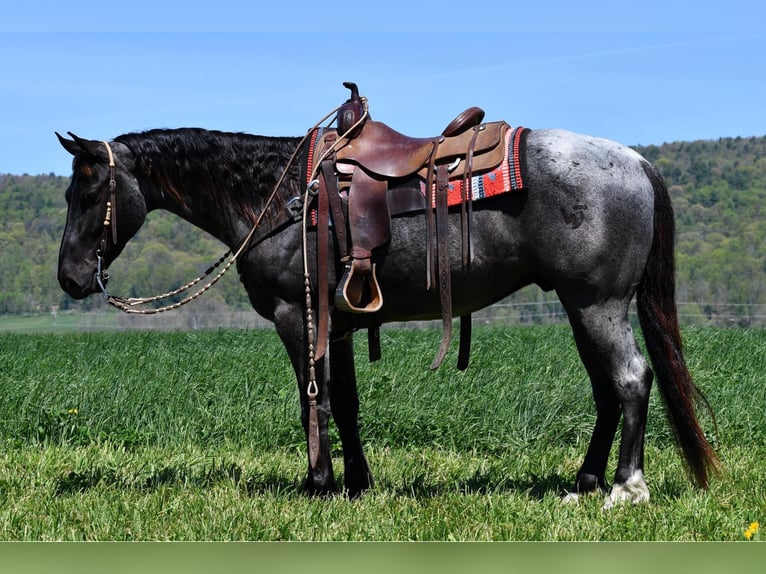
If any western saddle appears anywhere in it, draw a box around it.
[312,82,510,369]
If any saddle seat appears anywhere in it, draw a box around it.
[334,106,507,180]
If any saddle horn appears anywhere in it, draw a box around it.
[343,81,360,102]
[338,82,367,138]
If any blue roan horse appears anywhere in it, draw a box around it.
[56,106,718,506]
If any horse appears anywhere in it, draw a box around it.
[55,118,718,507]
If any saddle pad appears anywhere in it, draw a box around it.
[305,126,331,188]
[422,126,530,207]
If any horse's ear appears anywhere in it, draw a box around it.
[56,132,81,156]
[63,132,109,161]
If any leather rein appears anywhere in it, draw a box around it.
[93,111,337,314]
[94,139,265,314]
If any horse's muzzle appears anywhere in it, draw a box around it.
[58,265,100,299]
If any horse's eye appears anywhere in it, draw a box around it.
[79,187,101,206]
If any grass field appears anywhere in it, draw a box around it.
[0,324,763,540]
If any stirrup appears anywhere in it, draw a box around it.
[335,259,383,313]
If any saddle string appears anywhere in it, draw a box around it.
[100,104,344,315]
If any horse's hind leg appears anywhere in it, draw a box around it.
[561,296,653,507]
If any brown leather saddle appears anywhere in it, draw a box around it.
[313,82,510,369]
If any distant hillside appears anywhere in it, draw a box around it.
[0,173,247,317]
[1,134,765,325]
[634,136,766,325]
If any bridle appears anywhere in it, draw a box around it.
[94,140,117,296]
[93,139,246,312]
[92,138,292,314]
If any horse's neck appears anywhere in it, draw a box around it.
[135,131,302,249]
[146,180,250,249]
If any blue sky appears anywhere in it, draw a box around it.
[2,1,765,175]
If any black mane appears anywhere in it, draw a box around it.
[115,128,304,223]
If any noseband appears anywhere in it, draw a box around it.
[95,140,117,296]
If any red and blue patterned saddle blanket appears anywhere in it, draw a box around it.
[423,125,529,207]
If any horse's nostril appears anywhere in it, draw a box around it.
[59,275,76,295]
[58,271,90,299]
[58,273,70,289]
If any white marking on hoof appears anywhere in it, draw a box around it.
[603,471,650,510]
[561,487,605,504]
[561,492,580,504]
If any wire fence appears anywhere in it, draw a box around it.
[6,300,765,333]
[473,300,766,327]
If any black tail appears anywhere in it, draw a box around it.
[637,161,719,488]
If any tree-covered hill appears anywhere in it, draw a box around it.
[635,136,766,325]
[1,134,764,325]
[0,173,248,317]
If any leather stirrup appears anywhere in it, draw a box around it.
[335,258,383,313]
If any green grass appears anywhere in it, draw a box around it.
[0,442,762,541]
[0,325,764,540]
[0,311,122,333]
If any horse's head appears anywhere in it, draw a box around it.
[56,132,147,299]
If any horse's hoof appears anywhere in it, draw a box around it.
[306,487,340,499]
[345,477,374,500]
[602,471,650,510]
[304,478,339,498]
[346,487,366,500]
[562,491,581,504]
[343,464,374,500]
[562,473,608,503]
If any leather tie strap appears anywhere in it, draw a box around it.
[424,143,439,290]
[455,126,481,371]
[462,126,481,267]
[457,315,472,371]
[315,169,330,362]
[431,164,453,370]
[322,160,349,261]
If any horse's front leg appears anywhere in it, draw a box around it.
[274,305,338,495]
[328,331,373,497]
[299,363,338,496]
